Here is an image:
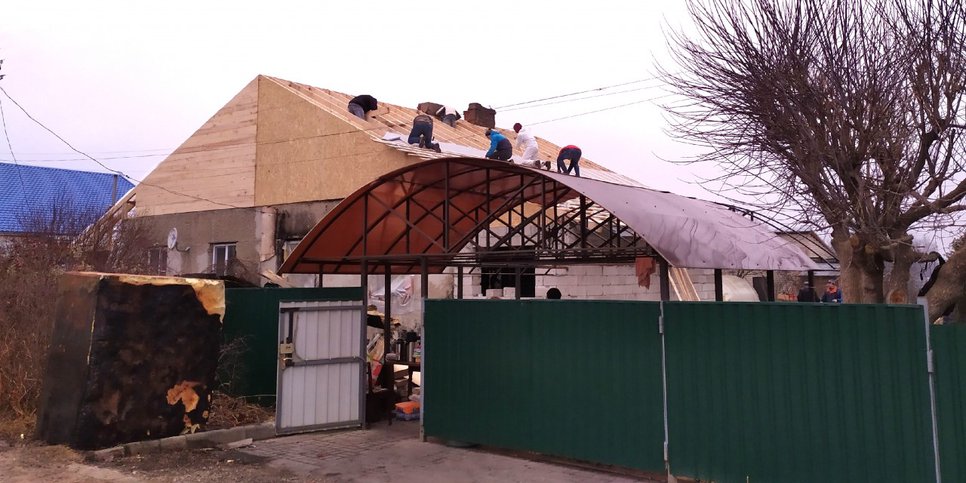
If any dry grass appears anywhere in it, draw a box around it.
[0,206,152,442]
[206,392,274,430]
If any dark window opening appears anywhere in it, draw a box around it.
[147,246,167,275]
[480,265,535,297]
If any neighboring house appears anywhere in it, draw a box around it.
[0,162,133,245]
[120,75,756,314]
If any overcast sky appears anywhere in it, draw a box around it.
[1,1,720,201]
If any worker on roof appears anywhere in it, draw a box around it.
[556,145,582,177]
[347,94,378,120]
[408,114,441,153]
[513,123,539,161]
[484,129,512,161]
[435,105,461,127]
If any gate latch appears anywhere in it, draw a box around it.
[280,342,295,367]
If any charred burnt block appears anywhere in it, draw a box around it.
[36,272,225,450]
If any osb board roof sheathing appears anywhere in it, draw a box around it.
[131,74,644,216]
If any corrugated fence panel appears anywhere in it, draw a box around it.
[223,287,363,401]
[424,299,665,472]
[932,324,966,483]
[665,302,934,483]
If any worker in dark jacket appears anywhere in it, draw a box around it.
[408,114,441,153]
[435,105,461,127]
[796,283,819,302]
[484,129,512,161]
[556,145,582,177]
[348,94,378,120]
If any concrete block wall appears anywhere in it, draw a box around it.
[688,268,717,301]
[452,264,717,302]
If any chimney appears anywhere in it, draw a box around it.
[463,103,496,128]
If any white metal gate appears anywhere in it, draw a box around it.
[276,300,366,435]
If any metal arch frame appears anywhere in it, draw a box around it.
[281,158,662,275]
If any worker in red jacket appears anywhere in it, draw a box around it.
[556,145,582,177]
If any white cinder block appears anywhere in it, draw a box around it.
[602,265,622,276]
[584,265,603,276]
[585,275,605,286]
[586,285,604,296]
[568,285,587,296]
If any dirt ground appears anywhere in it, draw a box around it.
[0,443,303,483]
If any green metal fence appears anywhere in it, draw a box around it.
[424,299,666,472]
[424,299,954,482]
[222,287,363,403]
[664,302,935,483]
[932,323,966,483]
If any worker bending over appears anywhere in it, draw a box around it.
[513,123,539,161]
[484,129,512,161]
[436,105,461,127]
[347,94,378,120]
[408,114,441,153]
[556,145,582,177]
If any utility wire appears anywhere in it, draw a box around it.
[529,92,678,126]
[501,85,665,113]
[0,154,169,163]
[494,75,669,110]
[0,97,28,204]
[0,85,241,209]
[0,153,169,163]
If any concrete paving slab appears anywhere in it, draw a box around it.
[240,421,659,483]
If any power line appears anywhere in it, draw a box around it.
[493,75,669,110]
[0,153,169,163]
[0,85,242,209]
[529,92,677,126]
[0,97,27,204]
[500,84,665,113]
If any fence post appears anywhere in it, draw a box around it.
[659,301,671,478]
[919,297,942,483]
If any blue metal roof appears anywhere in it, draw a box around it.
[0,163,135,234]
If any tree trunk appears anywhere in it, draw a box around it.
[926,247,966,322]
[832,228,861,303]
[839,232,886,303]
[886,239,918,304]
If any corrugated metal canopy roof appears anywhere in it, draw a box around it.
[279,158,817,274]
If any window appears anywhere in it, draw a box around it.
[147,246,167,275]
[211,243,237,276]
[480,266,536,297]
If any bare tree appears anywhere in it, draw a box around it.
[0,196,152,425]
[663,0,966,318]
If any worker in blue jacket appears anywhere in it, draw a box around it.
[484,129,512,161]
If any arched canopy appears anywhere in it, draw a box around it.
[279,158,817,275]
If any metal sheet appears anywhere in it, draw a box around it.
[932,324,966,483]
[280,158,817,275]
[423,299,666,472]
[223,287,363,402]
[276,300,365,435]
[664,302,934,483]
